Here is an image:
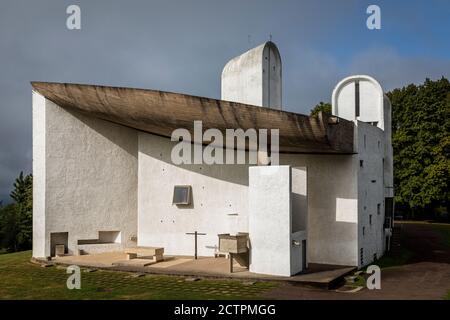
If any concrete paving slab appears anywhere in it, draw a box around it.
[51,252,355,289]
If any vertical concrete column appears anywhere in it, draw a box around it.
[32,92,47,258]
[249,165,292,276]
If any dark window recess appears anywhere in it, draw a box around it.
[172,185,192,205]
[384,197,394,228]
[369,215,372,225]
[355,81,360,117]
[377,203,381,215]
[371,179,376,183]
[373,253,377,261]
[360,248,364,265]
[360,160,364,167]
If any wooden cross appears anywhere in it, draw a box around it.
[185,231,206,260]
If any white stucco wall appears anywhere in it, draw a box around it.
[283,154,359,266]
[32,92,47,258]
[356,122,386,266]
[138,132,249,257]
[332,75,394,267]
[332,75,385,128]
[221,42,282,109]
[32,92,138,258]
[248,166,292,276]
[137,132,359,267]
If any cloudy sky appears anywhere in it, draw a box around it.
[0,0,449,203]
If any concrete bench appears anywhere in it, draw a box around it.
[125,247,164,262]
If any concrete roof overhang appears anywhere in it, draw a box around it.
[31,82,355,154]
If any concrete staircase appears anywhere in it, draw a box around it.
[390,224,402,255]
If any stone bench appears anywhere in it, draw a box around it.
[125,247,164,262]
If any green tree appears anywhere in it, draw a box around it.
[310,102,332,116]
[0,172,33,251]
[387,77,450,219]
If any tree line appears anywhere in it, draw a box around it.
[0,172,32,252]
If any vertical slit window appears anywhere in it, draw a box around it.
[355,80,360,117]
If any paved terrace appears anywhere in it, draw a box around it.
[48,252,355,289]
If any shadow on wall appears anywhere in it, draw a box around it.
[138,132,250,186]
[67,108,138,159]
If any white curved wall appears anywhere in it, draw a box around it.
[332,75,385,129]
[32,92,138,258]
[332,75,395,267]
[221,41,282,109]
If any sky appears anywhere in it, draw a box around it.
[0,0,449,203]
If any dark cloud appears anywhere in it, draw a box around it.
[0,0,449,202]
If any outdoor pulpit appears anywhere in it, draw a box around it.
[218,233,249,273]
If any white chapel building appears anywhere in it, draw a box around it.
[32,42,394,277]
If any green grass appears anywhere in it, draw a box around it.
[429,223,450,248]
[0,251,277,300]
[444,290,450,300]
[372,247,414,269]
[345,275,366,288]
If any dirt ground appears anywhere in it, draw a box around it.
[265,221,450,300]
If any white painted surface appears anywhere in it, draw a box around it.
[249,166,292,276]
[291,167,307,232]
[332,75,385,130]
[332,75,394,267]
[32,92,138,258]
[137,132,358,267]
[356,122,387,266]
[291,167,308,274]
[138,133,249,257]
[221,42,282,109]
[32,92,47,258]
[282,154,359,266]
[32,73,394,273]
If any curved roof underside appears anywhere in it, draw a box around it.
[31,82,355,154]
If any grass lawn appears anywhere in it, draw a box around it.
[373,221,450,270]
[372,247,414,270]
[429,224,450,247]
[445,290,450,300]
[0,251,277,300]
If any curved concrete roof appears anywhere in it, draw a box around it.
[31,82,354,154]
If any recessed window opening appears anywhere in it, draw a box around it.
[173,185,192,205]
[355,81,360,117]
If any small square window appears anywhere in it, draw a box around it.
[172,185,191,205]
